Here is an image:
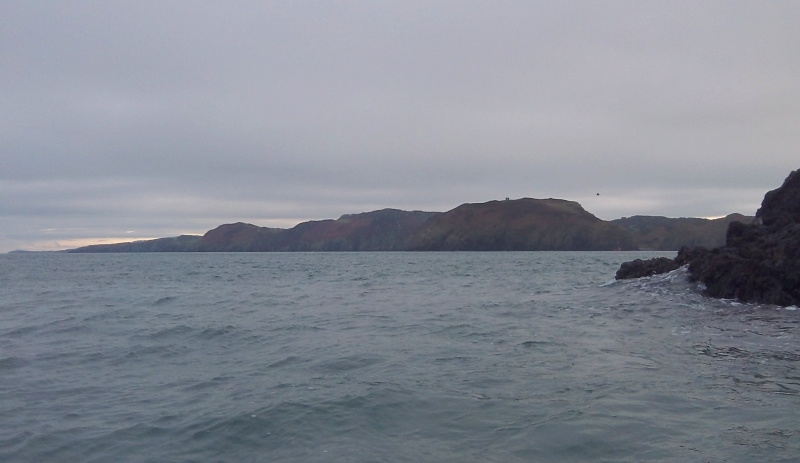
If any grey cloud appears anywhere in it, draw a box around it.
[2,1,799,251]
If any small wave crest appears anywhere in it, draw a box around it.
[605,266,710,306]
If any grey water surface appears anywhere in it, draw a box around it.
[1,252,798,462]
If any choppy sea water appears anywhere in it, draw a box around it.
[1,252,798,463]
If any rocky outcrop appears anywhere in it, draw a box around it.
[617,169,800,306]
[615,257,681,279]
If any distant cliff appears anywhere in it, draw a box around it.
[65,198,743,253]
[612,214,753,251]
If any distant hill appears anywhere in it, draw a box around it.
[408,198,636,251]
[65,235,203,253]
[64,198,749,253]
[198,209,438,251]
[68,209,438,253]
[611,213,753,251]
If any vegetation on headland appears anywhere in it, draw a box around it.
[64,198,749,253]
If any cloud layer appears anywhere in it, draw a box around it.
[2,1,799,251]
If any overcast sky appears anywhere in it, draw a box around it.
[2,1,799,252]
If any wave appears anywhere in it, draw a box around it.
[152,295,179,306]
[0,356,31,370]
[602,266,718,309]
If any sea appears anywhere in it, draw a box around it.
[1,251,798,463]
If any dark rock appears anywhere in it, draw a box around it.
[756,169,800,228]
[615,257,681,279]
[616,169,800,307]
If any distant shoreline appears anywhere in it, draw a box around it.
[45,198,747,254]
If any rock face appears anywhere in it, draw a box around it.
[617,169,800,306]
[614,257,681,280]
